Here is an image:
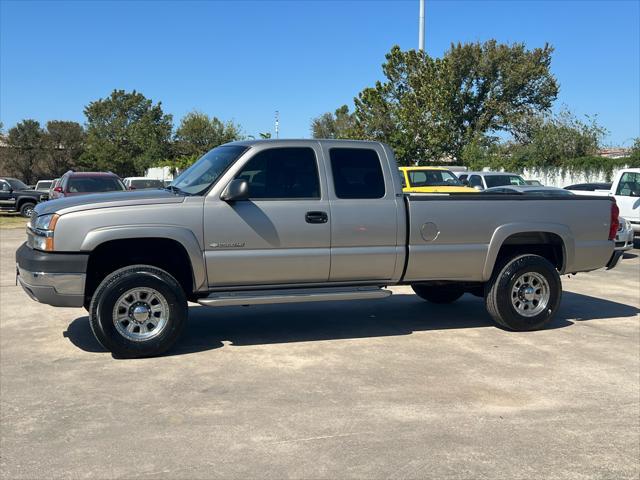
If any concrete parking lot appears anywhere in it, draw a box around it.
[1,226,638,479]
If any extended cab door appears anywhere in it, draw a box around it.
[204,144,331,286]
[322,143,405,282]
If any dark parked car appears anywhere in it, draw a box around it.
[50,171,126,199]
[484,185,574,196]
[564,182,612,192]
[0,177,44,217]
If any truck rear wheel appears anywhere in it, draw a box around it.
[485,254,561,331]
[89,265,188,358]
[411,284,464,304]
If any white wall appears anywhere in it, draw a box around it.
[520,166,628,188]
[145,166,174,181]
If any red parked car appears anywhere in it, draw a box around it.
[49,171,126,199]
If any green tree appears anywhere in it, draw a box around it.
[508,110,607,167]
[6,120,46,184]
[341,41,559,164]
[630,138,640,162]
[44,121,85,176]
[311,105,357,139]
[81,90,173,176]
[173,111,242,158]
[259,132,272,139]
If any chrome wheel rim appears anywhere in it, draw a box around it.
[112,287,169,342]
[511,272,550,317]
[23,206,34,217]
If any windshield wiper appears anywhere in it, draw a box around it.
[165,185,191,196]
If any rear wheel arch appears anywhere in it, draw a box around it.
[483,226,572,280]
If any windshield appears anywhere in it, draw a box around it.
[485,175,526,188]
[7,178,29,190]
[407,169,462,187]
[170,145,249,195]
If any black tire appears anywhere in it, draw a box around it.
[19,202,36,218]
[485,254,561,331]
[89,265,188,358]
[411,284,464,304]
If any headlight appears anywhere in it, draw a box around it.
[31,235,51,251]
[618,218,631,232]
[32,213,59,231]
[28,214,59,251]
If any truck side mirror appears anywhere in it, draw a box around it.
[221,179,249,202]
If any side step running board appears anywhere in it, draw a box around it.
[197,286,391,307]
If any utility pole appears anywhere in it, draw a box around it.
[418,0,425,51]
[275,110,280,139]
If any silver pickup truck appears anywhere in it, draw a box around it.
[16,140,622,357]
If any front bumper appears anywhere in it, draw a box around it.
[15,243,88,308]
[615,230,635,251]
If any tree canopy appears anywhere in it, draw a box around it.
[45,120,86,176]
[173,111,242,159]
[81,90,173,176]
[310,105,357,139]
[5,120,46,184]
[313,41,560,165]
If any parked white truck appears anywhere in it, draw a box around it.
[568,168,639,234]
[16,140,622,357]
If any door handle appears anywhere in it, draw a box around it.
[305,211,328,224]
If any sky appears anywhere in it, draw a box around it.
[1,0,639,145]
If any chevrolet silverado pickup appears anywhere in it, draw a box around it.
[16,140,622,357]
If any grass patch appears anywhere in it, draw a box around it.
[0,214,29,229]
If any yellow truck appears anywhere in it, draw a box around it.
[399,166,477,193]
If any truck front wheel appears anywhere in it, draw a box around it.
[89,265,188,358]
[411,284,464,304]
[19,201,36,218]
[485,254,561,331]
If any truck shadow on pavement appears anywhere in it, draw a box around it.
[64,291,640,357]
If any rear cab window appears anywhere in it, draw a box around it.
[329,148,385,199]
[485,175,526,188]
[67,176,126,193]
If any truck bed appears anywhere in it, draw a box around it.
[403,194,614,282]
